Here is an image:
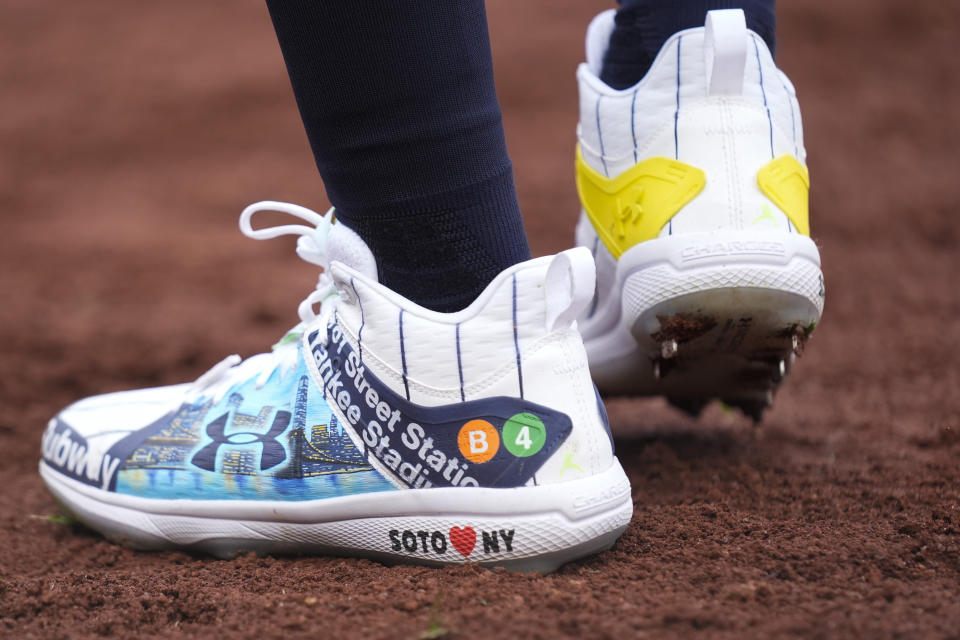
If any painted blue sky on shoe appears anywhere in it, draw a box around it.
[65,346,394,501]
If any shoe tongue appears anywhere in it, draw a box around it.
[327,220,378,281]
[585,9,616,76]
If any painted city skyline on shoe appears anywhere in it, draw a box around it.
[40,201,631,571]
[41,354,391,502]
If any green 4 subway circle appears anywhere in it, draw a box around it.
[502,413,547,457]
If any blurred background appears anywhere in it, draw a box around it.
[1,1,957,369]
[1,0,959,636]
[2,0,956,435]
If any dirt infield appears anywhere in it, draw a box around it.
[2,0,958,637]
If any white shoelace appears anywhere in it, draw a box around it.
[193,201,340,399]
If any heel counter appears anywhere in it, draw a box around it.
[667,12,808,236]
[523,329,615,484]
[665,98,801,236]
[575,13,809,248]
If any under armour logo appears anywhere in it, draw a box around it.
[191,410,290,472]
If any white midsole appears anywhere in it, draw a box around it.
[621,229,821,273]
[41,459,633,568]
[40,458,631,525]
[584,230,822,339]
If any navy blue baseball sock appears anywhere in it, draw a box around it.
[265,0,530,313]
[601,0,776,90]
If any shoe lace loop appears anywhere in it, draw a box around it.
[239,200,339,326]
[193,201,339,397]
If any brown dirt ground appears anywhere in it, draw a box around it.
[2,0,959,638]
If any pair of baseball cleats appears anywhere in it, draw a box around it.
[40,10,823,572]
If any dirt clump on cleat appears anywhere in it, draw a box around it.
[652,313,718,345]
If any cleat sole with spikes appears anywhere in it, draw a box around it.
[582,231,824,421]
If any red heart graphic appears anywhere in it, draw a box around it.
[449,526,476,558]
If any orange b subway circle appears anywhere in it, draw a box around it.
[457,419,500,463]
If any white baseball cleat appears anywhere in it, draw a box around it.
[574,9,825,421]
[40,201,631,572]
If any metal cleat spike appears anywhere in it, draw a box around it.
[791,327,807,356]
[771,358,786,382]
[661,338,678,360]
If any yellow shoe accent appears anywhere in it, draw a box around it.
[559,451,584,478]
[575,146,706,259]
[757,155,810,236]
[752,203,777,227]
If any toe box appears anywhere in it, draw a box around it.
[40,384,190,489]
